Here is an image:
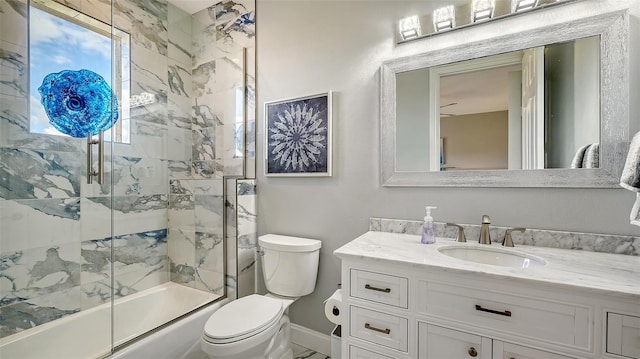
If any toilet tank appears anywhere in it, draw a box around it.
[259,234,321,297]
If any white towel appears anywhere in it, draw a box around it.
[620,132,640,192]
[620,132,640,227]
[582,143,599,169]
[631,193,640,227]
[570,144,591,168]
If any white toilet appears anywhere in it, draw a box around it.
[201,234,321,359]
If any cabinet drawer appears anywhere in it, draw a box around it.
[607,312,640,358]
[350,269,408,308]
[494,340,577,359]
[418,322,492,359]
[349,345,394,359]
[350,306,408,352]
[419,281,591,350]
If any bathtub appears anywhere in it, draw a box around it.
[0,282,225,359]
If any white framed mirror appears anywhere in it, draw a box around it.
[381,10,629,187]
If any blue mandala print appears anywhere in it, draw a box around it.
[38,69,118,138]
[267,96,328,173]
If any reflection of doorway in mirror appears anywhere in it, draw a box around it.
[438,55,521,171]
[433,36,600,171]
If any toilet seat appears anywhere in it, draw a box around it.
[203,294,284,344]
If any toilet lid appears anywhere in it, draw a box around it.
[203,295,284,340]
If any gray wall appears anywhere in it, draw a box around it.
[440,111,508,170]
[396,68,430,171]
[256,0,640,335]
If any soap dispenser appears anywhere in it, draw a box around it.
[421,206,437,244]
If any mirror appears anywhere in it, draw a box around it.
[396,36,600,172]
[381,10,629,187]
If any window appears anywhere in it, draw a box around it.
[29,1,130,143]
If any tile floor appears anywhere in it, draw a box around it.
[292,343,330,359]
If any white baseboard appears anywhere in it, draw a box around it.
[290,323,332,356]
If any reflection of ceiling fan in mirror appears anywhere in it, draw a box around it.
[440,102,457,117]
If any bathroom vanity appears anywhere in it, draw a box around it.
[334,231,640,359]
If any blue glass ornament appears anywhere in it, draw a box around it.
[38,69,119,138]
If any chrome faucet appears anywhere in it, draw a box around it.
[479,215,491,244]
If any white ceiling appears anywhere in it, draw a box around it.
[440,64,522,117]
[168,0,217,14]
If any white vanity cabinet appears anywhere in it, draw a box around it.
[418,323,492,358]
[335,232,640,359]
[417,323,575,359]
[607,313,640,358]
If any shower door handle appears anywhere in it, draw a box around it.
[87,131,104,184]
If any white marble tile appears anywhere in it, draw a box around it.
[371,217,640,256]
[114,121,168,160]
[292,343,330,359]
[80,279,111,310]
[81,156,169,198]
[168,160,191,179]
[0,198,82,253]
[168,92,192,129]
[80,230,169,303]
[168,60,192,98]
[214,0,255,54]
[194,268,224,295]
[193,93,221,130]
[81,196,168,240]
[80,0,112,24]
[237,180,256,249]
[168,4,192,67]
[191,9,216,69]
[113,0,168,56]
[0,95,83,152]
[1,148,81,199]
[168,127,192,161]
[194,195,224,233]
[0,40,27,97]
[0,285,82,338]
[168,227,196,269]
[168,194,195,229]
[193,179,224,196]
[0,0,28,47]
[214,55,243,94]
[0,241,81,308]
[192,127,217,161]
[191,160,223,179]
[169,178,194,195]
[225,178,238,298]
[192,58,215,93]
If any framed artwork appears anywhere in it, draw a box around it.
[265,92,332,176]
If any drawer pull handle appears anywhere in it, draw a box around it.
[364,323,391,335]
[475,304,512,317]
[364,284,391,293]
[468,347,478,357]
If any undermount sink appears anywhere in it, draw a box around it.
[438,246,546,268]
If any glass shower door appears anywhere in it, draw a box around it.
[0,0,116,357]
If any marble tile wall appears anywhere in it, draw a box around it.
[370,217,640,256]
[0,0,175,338]
[191,0,256,179]
[0,0,256,339]
[236,179,256,298]
[168,179,224,295]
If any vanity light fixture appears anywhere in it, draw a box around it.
[472,0,495,22]
[433,5,455,32]
[512,0,538,12]
[399,15,421,40]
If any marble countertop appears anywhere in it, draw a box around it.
[334,231,640,298]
